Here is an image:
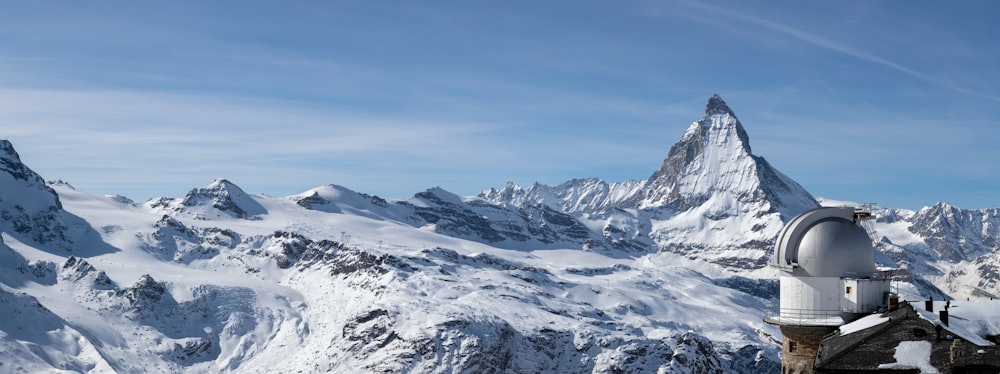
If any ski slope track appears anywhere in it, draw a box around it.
[0,96,995,373]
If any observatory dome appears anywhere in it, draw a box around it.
[768,206,892,371]
[773,207,876,277]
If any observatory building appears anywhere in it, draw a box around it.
[765,206,891,374]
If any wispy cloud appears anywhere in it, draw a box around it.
[672,0,1000,103]
[0,88,506,197]
[0,85,674,200]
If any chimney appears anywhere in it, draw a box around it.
[939,310,949,327]
[888,294,899,311]
[925,299,934,312]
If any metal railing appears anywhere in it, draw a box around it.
[764,307,848,326]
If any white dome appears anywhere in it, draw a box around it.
[773,207,876,277]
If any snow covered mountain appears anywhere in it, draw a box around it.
[855,201,1000,300]
[633,94,816,217]
[0,95,996,373]
[0,140,101,254]
[482,94,819,268]
[0,168,782,372]
[147,178,268,220]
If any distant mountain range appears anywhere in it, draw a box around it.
[0,95,995,372]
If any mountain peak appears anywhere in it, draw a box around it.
[178,179,267,219]
[0,140,84,250]
[705,94,734,116]
[208,178,239,191]
[1,139,46,186]
[0,139,17,159]
[638,95,816,217]
[0,140,59,204]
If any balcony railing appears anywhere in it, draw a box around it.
[764,307,850,326]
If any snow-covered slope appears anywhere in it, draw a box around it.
[874,203,1000,300]
[290,184,605,251]
[0,134,782,372]
[0,183,784,373]
[481,179,648,215]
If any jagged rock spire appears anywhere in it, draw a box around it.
[705,93,735,116]
[1,139,48,187]
[636,95,817,217]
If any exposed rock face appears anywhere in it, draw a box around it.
[406,187,597,246]
[633,94,817,217]
[0,140,56,195]
[908,202,1000,262]
[0,140,77,250]
[294,191,329,210]
[662,331,726,373]
[148,178,267,220]
[291,184,389,214]
[181,179,267,219]
[144,215,238,263]
[122,274,169,312]
[481,179,647,215]
[59,256,114,288]
[867,202,1000,299]
[904,204,1000,299]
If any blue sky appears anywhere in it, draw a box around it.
[1,1,999,210]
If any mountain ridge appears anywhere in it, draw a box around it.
[480,95,818,268]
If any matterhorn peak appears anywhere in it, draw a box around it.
[693,94,751,153]
[705,93,735,116]
[636,95,816,217]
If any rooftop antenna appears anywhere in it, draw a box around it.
[855,203,883,249]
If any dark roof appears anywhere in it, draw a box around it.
[813,302,1000,373]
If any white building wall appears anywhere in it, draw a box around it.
[861,278,890,312]
[780,275,891,324]
[839,277,890,313]
[779,275,842,322]
[841,278,860,311]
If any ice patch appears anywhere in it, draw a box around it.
[877,340,938,373]
[838,314,890,336]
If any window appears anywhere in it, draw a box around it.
[845,286,852,295]
[788,341,797,353]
